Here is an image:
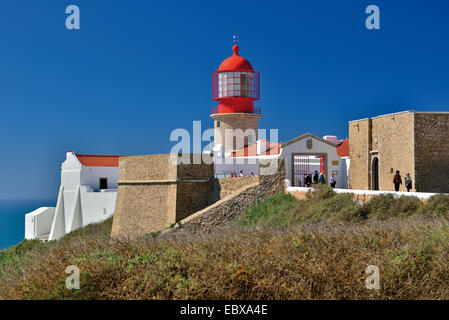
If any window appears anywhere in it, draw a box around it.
[217,71,256,98]
[216,120,221,128]
[99,178,108,190]
[241,73,251,97]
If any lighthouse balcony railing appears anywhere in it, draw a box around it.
[211,106,261,115]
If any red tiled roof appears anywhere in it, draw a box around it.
[337,139,349,157]
[76,154,120,167]
[230,143,282,157]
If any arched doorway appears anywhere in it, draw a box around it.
[372,157,379,191]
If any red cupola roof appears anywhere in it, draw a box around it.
[218,45,253,72]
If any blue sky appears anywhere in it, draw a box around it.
[1,0,449,200]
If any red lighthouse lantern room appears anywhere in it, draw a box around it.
[211,44,261,153]
[212,45,260,114]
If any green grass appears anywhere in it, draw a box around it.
[237,193,298,227]
[0,239,44,271]
[0,217,113,276]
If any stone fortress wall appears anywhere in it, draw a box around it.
[349,111,415,191]
[111,154,285,239]
[217,176,259,198]
[111,154,214,239]
[414,112,449,193]
[348,118,371,190]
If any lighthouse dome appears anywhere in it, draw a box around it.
[218,45,253,72]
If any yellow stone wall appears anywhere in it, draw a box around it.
[111,154,214,239]
[414,113,449,192]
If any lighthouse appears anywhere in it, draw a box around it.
[211,44,261,155]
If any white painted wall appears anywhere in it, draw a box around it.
[81,167,118,191]
[61,151,82,189]
[48,184,118,241]
[340,157,350,189]
[80,186,117,225]
[25,207,55,240]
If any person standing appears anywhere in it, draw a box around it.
[318,172,326,185]
[404,173,413,192]
[330,174,337,188]
[392,170,402,192]
[313,170,319,184]
[305,174,312,187]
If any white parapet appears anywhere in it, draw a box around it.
[25,207,56,240]
[287,186,441,200]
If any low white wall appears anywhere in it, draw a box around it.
[25,207,56,240]
[287,187,440,200]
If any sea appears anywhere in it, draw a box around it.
[0,199,55,250]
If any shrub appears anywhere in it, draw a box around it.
[418,194,449,217]
[360,194,396,219]
[391,196,422,217]
[297,192,362,223]
[2,217,449,300]
[3,194,449,300]
[305,185,336,201]
[0,239,44,270]
[358,194,421,220]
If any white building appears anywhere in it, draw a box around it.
[213,133,350,189]
[25,151,119,241]
[281,133,348,189]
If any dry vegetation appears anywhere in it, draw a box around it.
[1,187,449,300]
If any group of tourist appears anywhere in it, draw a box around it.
[392,170,413,192]
[232,169,413,192]
[230,170,256,178]
[303,170,337,188]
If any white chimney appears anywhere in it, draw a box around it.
[323,135,339,144]
[257,139,269,155]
